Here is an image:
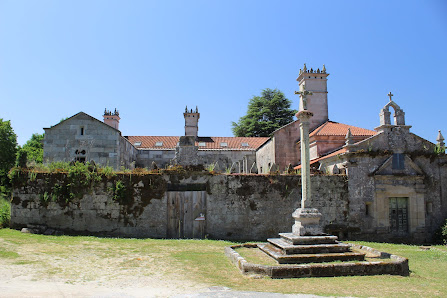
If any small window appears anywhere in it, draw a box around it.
[220,142,228,147]
[80,127,84,135]
[241,142,249,147]
[198,142,206,147]
[392,153,405,170]
[155,141,163,147]
[365,203,372,216]
[134,142,142,146]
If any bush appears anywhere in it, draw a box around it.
[0,195,10,228]
[433,218,447,244]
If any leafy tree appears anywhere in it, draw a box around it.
[232,88,296,137]
[19,133,44,164]
[0,119,18,194]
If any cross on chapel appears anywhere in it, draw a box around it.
[294,85,313,111]
[388,91,394,102]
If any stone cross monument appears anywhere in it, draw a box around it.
[293,85,323,236]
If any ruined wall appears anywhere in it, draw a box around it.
[10,173,350,241]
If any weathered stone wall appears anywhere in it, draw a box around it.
[43,113,128,170]
[136,147,258,173]
[318,128,447,243]
[256,139,275,174]
[136,150,176,169]
[10,173,350,241]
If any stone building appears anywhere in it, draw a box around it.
[40,64,447,242]
[43,108,268,171]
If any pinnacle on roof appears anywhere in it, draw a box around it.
[437,130,445,147]
[299,63,327,75]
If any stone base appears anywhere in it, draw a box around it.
[292,208,323,236]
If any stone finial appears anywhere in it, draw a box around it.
[195,106,198,113]
[332,164,340,174]
[437,130,445,147]
[303,63,307,73]
[185,106,188,113]
[249,162,257,174]
[286,163,294,174]
[345,128,354,146]
[104,108,107,115]
[322,64,326,73]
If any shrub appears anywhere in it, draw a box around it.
[0,195,10,228]
[433,218,447,244]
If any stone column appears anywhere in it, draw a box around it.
[292,87,323,236]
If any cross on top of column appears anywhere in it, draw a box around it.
[294,85,313,111]
[388,91,394,102]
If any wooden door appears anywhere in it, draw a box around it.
[167,191,206,239]
[389,197,408,234]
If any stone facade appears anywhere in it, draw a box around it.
[43,112,137,170]
[315,101,447,242]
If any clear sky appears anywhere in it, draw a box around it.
[1,0,446,145]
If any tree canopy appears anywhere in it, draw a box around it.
[232,88,296,137]
[19,133,44,164]
[0,119,18,193]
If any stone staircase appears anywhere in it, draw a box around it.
[258,233,365,264]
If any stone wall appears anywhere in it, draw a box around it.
[10,172,350,241]
[43,113,130,170]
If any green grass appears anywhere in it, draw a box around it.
[1,228,447,297]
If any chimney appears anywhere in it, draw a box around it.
[103,108,120,130]
[184,106,200,138]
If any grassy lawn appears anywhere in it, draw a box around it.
[1,228,446,297]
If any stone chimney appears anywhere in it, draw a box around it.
[184,106,200,138]
[103,108,120,130]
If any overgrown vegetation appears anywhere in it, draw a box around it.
[0,195,10,228]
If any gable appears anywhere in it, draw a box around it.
[372,154,424,177]
[45,112,120,134]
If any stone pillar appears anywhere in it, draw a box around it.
[297,110,313,208]
[292,87,323,236]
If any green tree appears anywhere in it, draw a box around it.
[232,88,296,137]
[19,133,44,164]
[0,119,18,194]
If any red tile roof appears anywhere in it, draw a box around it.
[294,147,348,169]
[125,136,269,150]
[309,121,376,137]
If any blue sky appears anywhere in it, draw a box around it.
[1,0,446,145]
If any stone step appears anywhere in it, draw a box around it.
[258,243,366,264]
[267,238,351,254]
[279,233,338,245]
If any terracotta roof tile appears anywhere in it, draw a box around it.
[294,147,348,169]
[125,136,269,150]
[309,121,376,137]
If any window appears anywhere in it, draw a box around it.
[392,153,405,170]
[134,142,142,146]
[241,142,249,147]
[80,127,84,135]
[220,142,228,147]
[155,142,163,147]
[365,203,372,216]
[198,142,206,147]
